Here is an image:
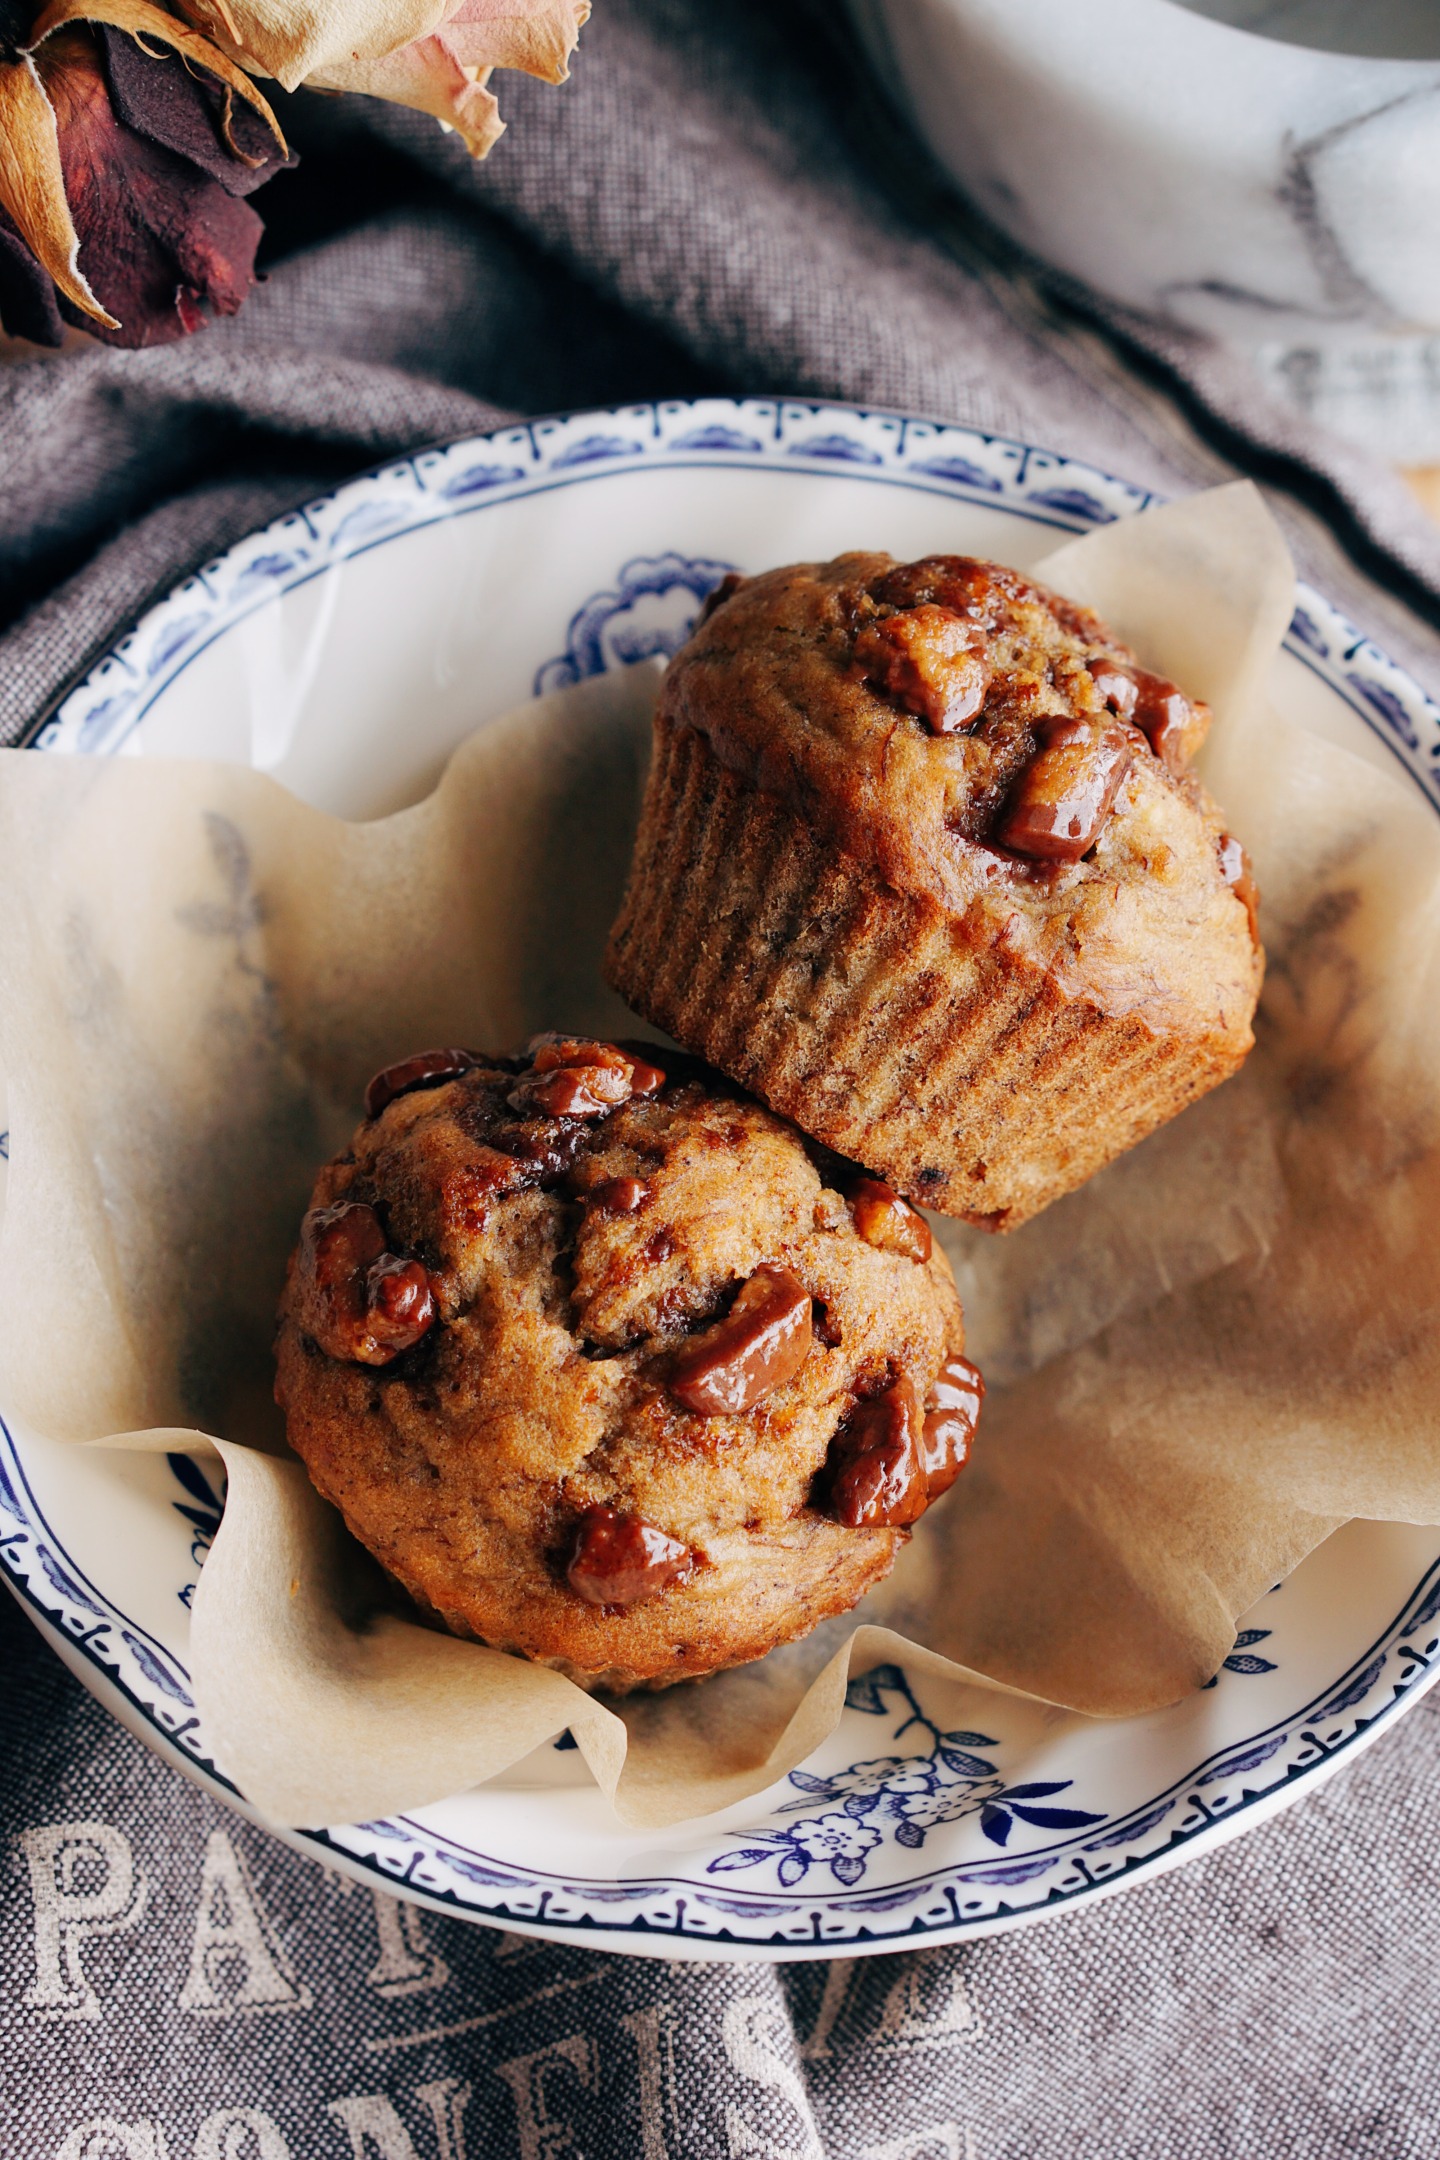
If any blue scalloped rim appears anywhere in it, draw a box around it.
[29,398,1440,809]
[7,397,1440,1955]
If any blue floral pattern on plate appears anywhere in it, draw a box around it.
[533,552,736,694]
[711,1667,1102,1887]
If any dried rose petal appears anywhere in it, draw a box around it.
[0,0,285,344]
[99,24,290,196]
[39,25,263,346]
[0,212,66,344]
[254,0,590,158]
[0,36,117,329]
[314,33,505,157]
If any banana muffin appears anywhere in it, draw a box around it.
[605,553,1263,1229]
[274,1035,979,1693]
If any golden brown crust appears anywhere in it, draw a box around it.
[605,553,1264,1227]
[275,1049,966,1691]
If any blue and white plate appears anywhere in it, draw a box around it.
[5,398,1440,1961]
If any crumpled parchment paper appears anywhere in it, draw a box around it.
[3,482,1438,1830]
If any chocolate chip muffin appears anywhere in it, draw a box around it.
[274,1036,978,1693]
[605,553,1263,1230]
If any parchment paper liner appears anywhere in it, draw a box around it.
[3,484,1438,1831]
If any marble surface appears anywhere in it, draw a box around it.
[847,0,1440,347]
[1180,0,1440,62]
[1252,327,1440,463]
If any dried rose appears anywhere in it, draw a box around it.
[0,0,287,346]
[174,0,589,160]
[0,0,589,348]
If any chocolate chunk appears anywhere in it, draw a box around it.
[1086,656,1140,719]
[510,1036,666,1119]
[592,1175,648,1214]
[855,604,991,733]
[669,1265,813,1416]
[1218,832,1261,943]
[1088,658,1208,773]
[920,1354,984,1498]
[1130,667,1207,773]
[566,1505,690,1607]
[849,1177,932,1264]
[528,1034,633,1076]
[996,715,1132,863]
[363,1255,436,1359]
[510,1064,634,1117]
[826,1378,928,1527]
[365,1048,478,1120]
[294,1201,436,1366]
[871,556,1001,623]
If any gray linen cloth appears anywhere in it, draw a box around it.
[4,2,1440,2152]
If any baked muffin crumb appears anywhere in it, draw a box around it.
[275,1037,975,1691]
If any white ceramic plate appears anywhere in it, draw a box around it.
[5,398,1440,1963]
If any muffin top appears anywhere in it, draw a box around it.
[667,554,1260,1038]
[274,1037,975,1691]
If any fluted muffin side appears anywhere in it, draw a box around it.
[606,716,1248,1228]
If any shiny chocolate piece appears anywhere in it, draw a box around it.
[294,1201,436,1366]
[365,1048,477,1120]
[1218,832,1261,943]
[529,1034,634,1076]
[826,1378,928,1527]
[511,1063,633,1118]
[511,1036,666,1119]
[854,604,991,734]
[871,555,1001,623]
[1086,656,1139,719]
[625,1055,668,1097]
[1088,658,1208,774]
[920,1353,984,1498]
[592,1175,648,1214]
[566,1505,690,1607]
[669,1264,813,1416]
[996,715,1132,863]
[850,1177,932,1265]
[364,1255,437,1359]
[1130,666,1207,773]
